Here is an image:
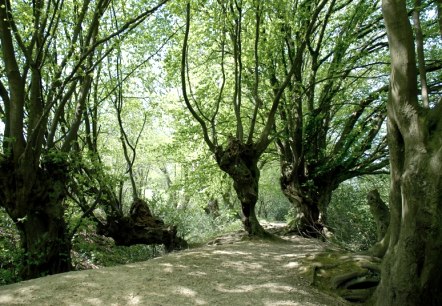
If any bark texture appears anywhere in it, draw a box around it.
[0,157,71,279]
[279,170,327,237]
[376,0,442,304]
[215,137,267,236]
[98,198,187,252]
[367,189,391,258]
[366,189,389,241]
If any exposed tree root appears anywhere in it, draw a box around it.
[301,251,381,304]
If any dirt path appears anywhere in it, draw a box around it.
[0,228,350,306]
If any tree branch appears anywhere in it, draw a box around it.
[181,3,215,152]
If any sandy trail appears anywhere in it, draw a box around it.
[0,230,349,306]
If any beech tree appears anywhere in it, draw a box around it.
[375,0,442,304]
[273,0,390,236]
[0,0,168,279]
[180,0,296,235]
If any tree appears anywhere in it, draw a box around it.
[273,0,390,237]
[374,0,442,304]
[96,48,187,251]
[180,1,296,235]
[0,0,169,279]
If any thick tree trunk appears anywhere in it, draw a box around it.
[376,126,442,305]
[281,185,325,237]
[16,211,71,279]
[0,158,71,280]
[215,138,267,236]
[280,167,335,237]
[376,0,442,304]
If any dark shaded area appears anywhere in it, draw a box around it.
[0,156,72,280]
[204,198,220,218]
[97,198,187,252]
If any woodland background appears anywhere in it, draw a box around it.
[0,0,441,305]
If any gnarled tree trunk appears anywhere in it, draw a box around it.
[0,158,71,280]
[97,198,187,252]
[280,162,337,237]
[366,189,390,258]
[280,179,321,237]
[375,0,442,304]
[215,139,266,236]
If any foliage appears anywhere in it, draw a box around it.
[0,0,439,295]
[257,161,291,221]
[328,176,389,251]
[71,222,163,269]
[0,209,22,285]
[146,182,242,245]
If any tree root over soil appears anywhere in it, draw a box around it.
[301,251,381,304]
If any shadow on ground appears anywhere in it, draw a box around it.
[0,231,350,306]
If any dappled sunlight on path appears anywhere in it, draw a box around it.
[0,234,349,306]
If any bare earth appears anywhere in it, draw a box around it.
[0,225,350,306]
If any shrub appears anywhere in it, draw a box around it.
[0,208,22,285]
[328,176,388,251]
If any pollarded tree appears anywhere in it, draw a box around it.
[180,0,298,236]
[374,0,442,305]
[0,0,169,279]
[273,0,390,236]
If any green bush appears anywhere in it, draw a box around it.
[71,222,163,269]
[328,176,388,251]
[257,162,291,222]
[0,208,23,285]
[147,193,242,245]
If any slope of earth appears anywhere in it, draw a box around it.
[0,227,351,306]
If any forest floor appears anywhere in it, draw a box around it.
[0,222,352,306]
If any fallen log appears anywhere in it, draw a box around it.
[98,198,187,252]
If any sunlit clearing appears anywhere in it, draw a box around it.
[86,297,104,305]
[126,293,141,305]
[174,286,197,297]
[173,286,208,305]
[0,294,13,304]
[263,300,303,306]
